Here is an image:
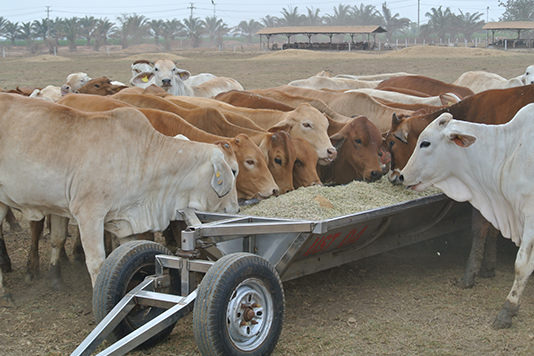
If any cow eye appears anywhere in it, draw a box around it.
[303,122,312,128]
[95,84,100,88]
[354,138,362,144]
[389,140,394,148]
[295,160,303,167]
[245,159,255,166]
[274,157,282,165]
[420,141,431,148]
[154,67,159,71]
[134,69,140,73]
[232,169,237,176]
[172,68,176,72]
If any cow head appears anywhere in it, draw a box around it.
[399,113,476,199]
[269,103,337,166]
[61,72,91,95]
[130,60,154,79]
[292,137,321,188]
[384,113,430,184]
[522,64,534,85]
[229,134,279,201]
[258,131,296,194]
[78,77,128,96]
[131,59,191,96]
[328,116,386,183]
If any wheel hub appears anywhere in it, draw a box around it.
[226,278,273,351]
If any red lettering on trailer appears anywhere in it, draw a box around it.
[337,225,368,248]
[303,232,341,256]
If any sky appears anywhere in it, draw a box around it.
[1,1,505,27]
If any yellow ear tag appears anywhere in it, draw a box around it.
[216,171,221,178]
[217,179,223,185]
[141,76,149,83]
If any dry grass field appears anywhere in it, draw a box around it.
[1,45,534,356]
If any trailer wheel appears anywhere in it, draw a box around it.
[193,253,285,356]
[93,240,178,347]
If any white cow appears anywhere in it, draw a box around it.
[61,72,92,95]
[29,85,62,102]
[399,105,534,329]
[345,88,447,106]
[184,73,217,87]
[129,60,154,86]
[0,93,238,297]
[288,76,381,90]
[131,59,244,97]
[453,70,523,93]
[335,72,414,81]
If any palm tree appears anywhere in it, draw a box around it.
[0,17,7,34]
[305,7,323,26]
[161,19,183,50]
[117,14,148,49]
[325,4,353,25]
[31,19,49,41]
[3,21,19,45]
[261,15,279,28]
[279,6,305,26]
[423,6,455,41]
[62,17,80,51]
[204,16,223,45]
[456,10,484,41]
[235,19,262,43]
[78,16,98,46]
[351,4,381,25]
[18,22,34,51]
[183,16,205,48]
[215,22,230,49]
[149,19,165,45]
[379,2,411,41]
[93,18,115,51]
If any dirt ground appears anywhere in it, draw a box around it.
[1,45,534,356]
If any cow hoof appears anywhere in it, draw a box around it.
[59,248,69,263]
[456,277,475,289]
[478,268,496,279]
[51,279,65,291]
[0,261,12,273]
[49,265,63,291]
[25,261,40,280]
[492,312,513,329]
[0,293,15,308]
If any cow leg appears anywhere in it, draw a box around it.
[0,205,12,273]
[48,215,69,290]
[460,209,488,288]
[75,215,106,287]
[72,227,85,263]
[492,227,534,329]
[25,218,45,281]
[479,227,498,278]
[5,207,21,233]
[0,269,14,307]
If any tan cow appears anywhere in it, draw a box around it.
[0,93,239,297]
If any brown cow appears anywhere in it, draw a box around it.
[215,90,296,111]
[292,138,321,188]
[376,75,474,99]
[319,116,386,184]
[77,77,128,96]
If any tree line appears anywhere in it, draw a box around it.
[0,1,531,53]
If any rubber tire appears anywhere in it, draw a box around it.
[193,253,285,356]
[92,240,178,347]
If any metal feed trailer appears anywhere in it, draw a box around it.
[72,193,471,356]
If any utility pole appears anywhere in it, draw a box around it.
[46,6,51,38]
[487,6,489,23]
[417,0,420,29]
[212,0,216,17]
[188,2,196,18]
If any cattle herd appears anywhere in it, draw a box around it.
[0,58,534,337]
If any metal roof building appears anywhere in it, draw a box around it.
[483,21,534,47]
[256,26,387,50]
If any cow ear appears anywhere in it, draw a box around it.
[440,93,460,106]
[448,132,476,147]
[268,122,291,133]
[131,71,154,86]
[393,129,408,144]
[210,154,234,198]
[330,132,346,151]
[391,113,403,128]
[177,70,191,81]
[437,113,453,127]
